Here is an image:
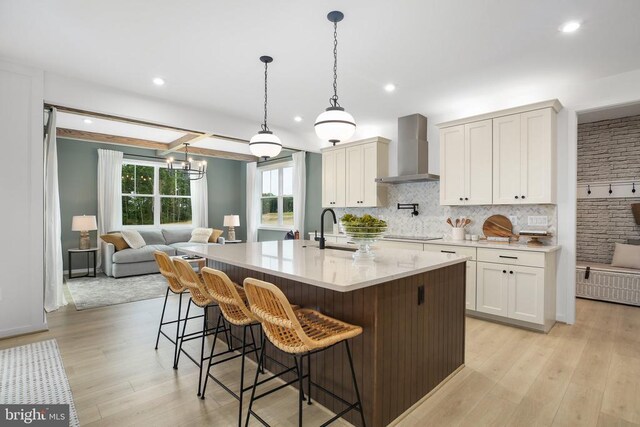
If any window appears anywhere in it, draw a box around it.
[122,161,192,227]
[260,163,294,228]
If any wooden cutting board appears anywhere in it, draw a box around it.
[632,203,640,225]
[483,214,517,238]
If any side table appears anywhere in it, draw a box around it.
[68,247,98,279]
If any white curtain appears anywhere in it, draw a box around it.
[44,108,66,312]
[292,151,306,237]
[246,162,261,242]
[97,149,123,268]
[190,163,208,228]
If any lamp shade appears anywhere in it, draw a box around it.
[72,215,97,231]
[314,108,356,143]
[223,215,240,227]
[249,131,282,158]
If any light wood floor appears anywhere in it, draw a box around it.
[2,292,639,426]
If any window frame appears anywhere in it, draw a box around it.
[258,161,294,231]
[121,159,193,229]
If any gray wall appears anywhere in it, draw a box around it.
[58,138,245,270]
[576,115,640,263]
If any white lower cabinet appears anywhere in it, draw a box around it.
[476,262,509,316]
[466,261,477,310]
[477,261,547,328]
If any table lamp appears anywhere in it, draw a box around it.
[223,215,240,241]
[72,215,97,250]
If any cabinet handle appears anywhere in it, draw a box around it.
[515,195,519,199]
[459,197,463,201]
[521,195,525,199]
[464,197,469,201]
[441,250,456,254]
[502,270,507,274]
[509,271,514,274]
[499,255,518,260]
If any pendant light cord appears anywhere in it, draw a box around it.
[262,61,269,132]
[330,20,340,108]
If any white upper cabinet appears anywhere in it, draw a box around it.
[438,100,560,206]
[321,148,346,208]
[493,108,556,204]
[439,125,465,205]
[322,137,389,208]
[440,119,492,205]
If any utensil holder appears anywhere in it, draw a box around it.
[451,228,465,241]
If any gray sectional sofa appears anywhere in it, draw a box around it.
[103,228,224,278]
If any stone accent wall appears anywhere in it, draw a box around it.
[577,115,640,263]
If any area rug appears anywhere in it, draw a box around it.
[66,273,167,310]
[0,339,79,427]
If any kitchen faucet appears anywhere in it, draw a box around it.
[316,208,337,249]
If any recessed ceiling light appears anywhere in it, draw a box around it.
[560,21,581,33]
[83,118,92,124]
[294,116,303,122]
[384,83,396,93]
[153,77,165,86]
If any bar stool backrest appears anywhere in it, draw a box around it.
[201,267,255,326]
[154,251,185,294]
[173,258,214,307]
[243,278,315,352]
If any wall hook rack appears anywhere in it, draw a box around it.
[397,203,419,216]
[577,180,640,199]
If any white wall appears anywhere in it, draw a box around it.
[44,72,318,153]
[0,59,46,338]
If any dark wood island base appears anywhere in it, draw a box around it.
[208,260,466,427]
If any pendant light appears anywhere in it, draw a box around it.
[315,11,356,146]
[250,55,282,159]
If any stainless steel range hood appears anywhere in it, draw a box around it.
[375,114,439,184]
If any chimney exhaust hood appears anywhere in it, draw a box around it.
[375,114,439,184]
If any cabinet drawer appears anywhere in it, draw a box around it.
[477,248,544,268]
[377,240,423,251]
[423,244,476,260]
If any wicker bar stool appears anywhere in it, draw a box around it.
[173,258,231,397]
[243,278,366,427]
[199,267,264,427]
[153,251,204,369]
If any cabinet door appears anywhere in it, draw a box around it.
[322,150,336,208]
[466,260,477,310]
[345,145,363,207]
[520,108,554,204]
[493,114,521,204]
[361,142,379,207]
[439,125,466,205]
[334,148,346,207]
[476,262,509,316]
[507,265,544,324]
[465,120,493,205]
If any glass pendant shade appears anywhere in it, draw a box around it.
[249,130,282,158]
[315,107,356,144]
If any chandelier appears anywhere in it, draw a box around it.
[315,11,356,146]
[166,143,206,180]
[250,55,282,159]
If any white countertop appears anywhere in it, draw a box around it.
[179,240,470,292]
[316,233,560,253]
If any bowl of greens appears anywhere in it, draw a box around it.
[340,213,387,259]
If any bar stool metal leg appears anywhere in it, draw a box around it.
[197,308,208,396]
[345,341,366,427]
[175,298,191,367]
[155,287,170,350]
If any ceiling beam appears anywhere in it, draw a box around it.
[159,132,211,155]
[57,128,258,162]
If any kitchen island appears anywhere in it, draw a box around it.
[181,240,469,427]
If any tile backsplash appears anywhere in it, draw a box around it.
[334,182,557,242]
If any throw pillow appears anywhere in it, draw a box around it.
[190,227,213,243]
[208,229,224,243]
[100,233,130,251]
[121,229,146,249]
[611,243,640,270]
